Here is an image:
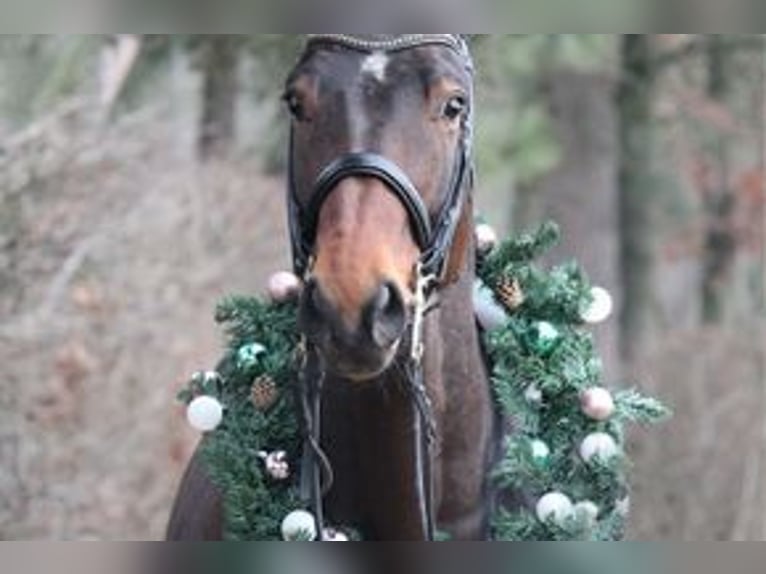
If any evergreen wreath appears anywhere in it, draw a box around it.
[177,221,669,541]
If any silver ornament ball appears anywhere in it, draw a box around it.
[536,492,574,526]
[580,432,619,464]
[281,510,317,541]
[475,223,498,254]
[186,396,224,432]
[582,286,614,324]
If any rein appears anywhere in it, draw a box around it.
[286,34,475,541]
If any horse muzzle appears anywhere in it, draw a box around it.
[299,278,408,381]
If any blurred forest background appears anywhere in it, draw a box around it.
[0,34,765,540]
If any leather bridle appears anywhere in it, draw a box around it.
[287,34,476,541]
[288,34,475,284]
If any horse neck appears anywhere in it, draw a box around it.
[321,217,489,540]
[424,232,480,382]
[431,249,477,343]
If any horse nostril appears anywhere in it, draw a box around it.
[369,282,407,349]
[373,282,392,313]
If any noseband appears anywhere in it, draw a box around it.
[287,34,476,542]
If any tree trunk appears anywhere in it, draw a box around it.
[198,36,240,160]
[537,70,621,378]
[618,35,659,364]
[701,35,738,324]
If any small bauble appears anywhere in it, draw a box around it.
[536,492,574,526]
[582,286,614,324]
[526,321,561,356]
[473,280,509,331]
[530,439,551,465]
[580,387,616,422]
[268,271,303,304]
[281,510,317,541]
[191,370,221,385]
[251,375,279,411]
[237,343,266,370]
[191,371,222,395]
[524,383,543,405]
[574,501,600,526]
[186,396,224,432]
[475,222,498,254]
[579,432,619,464]
[322,528,349,542]
[497,278,525,312]
[259,450,290,481]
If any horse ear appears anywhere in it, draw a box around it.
[441,197,474,286]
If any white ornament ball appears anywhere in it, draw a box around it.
[475,223,498,254]
[580,387,616,422]
[322,528,349,542]
[574,501,600,526]
[536,492,574,526]
[580,432,619,464]
[268,271,303,303]
[530,439,551,463]
[473,280,509,331]
[525,383,543,405]
[186,396,224,432]
[582,286,614,324]
[281,510,317,541]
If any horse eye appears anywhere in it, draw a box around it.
[283,91,306,121]
[442,96,467,121]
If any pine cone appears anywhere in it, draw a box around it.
[497,278,525,312]
[251,375,279,411]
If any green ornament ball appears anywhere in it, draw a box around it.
[530,439,551,466]
[236,342,266,370]
[525,321,561,356]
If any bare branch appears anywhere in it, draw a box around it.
[99,35,143,112]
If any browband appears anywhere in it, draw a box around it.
[306,34,467,55]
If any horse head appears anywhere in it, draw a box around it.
[286,34,475,381]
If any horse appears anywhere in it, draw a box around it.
[166,34,500,541]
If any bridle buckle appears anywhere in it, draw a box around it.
[410,263,437,364]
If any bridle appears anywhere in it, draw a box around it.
[288,33,475,283]
[286,34,476,541]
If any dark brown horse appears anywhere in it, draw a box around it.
[167,34,499,541]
